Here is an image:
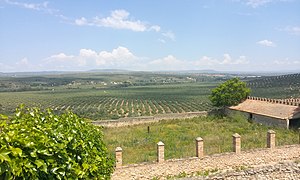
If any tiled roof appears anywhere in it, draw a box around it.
[229,99,300,120]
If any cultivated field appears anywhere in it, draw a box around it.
[247,73,300,98]
[0,84,213,120]
[0,72,299,120]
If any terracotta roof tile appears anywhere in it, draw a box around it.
[229,99,300,119]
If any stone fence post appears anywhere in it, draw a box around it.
[267,130,276,149]
[157,141,165,163]
[115,147,123,168]
[195,137,204,158]
[232,133,241,154]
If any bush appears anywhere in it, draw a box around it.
[0,106,115,179]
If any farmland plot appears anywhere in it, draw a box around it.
[0,83,214,120]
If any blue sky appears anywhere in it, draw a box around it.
[0,0,300,72]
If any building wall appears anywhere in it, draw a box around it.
[252,114,287,128]
[227,109,288,128]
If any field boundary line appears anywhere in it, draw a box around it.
[92,111,207,127]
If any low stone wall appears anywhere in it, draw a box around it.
[253,114,287,128]
[112,144,300,180]
[92,111,207,127]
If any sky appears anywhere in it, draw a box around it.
[0,0,300,72]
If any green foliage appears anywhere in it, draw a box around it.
[209,78,250,107]
[0,106,114,179]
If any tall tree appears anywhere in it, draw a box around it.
[210,78,250,108]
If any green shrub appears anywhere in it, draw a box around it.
[210,78,250,108]
[0,106,114,179]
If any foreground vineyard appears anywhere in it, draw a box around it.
[0,83,214,120]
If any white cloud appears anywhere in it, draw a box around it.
[75,17,88,26]
[257,39,276,47]
[281,26,300,36]
[235,56,249,64]
[150,25,161,32]
[45,53,84,69]
[222,54,249,65]
[245,0,272,7]
[149,55,187,70]
[49,53,74,60]
[162,31,176,41]
[43,46,138,70]
[0,48,254,72]
[97,46,137,65]
[74,9,161,32]
[5,0,68,20]
[194,54,249,66]
[146,54,250,71]
[12,57,41,72]
[5,1,165,35]
[5,0,48,10]
[79,49,97,58]
[235,0,291,8]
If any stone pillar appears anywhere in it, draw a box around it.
[232,133,241,154]
[267,130,276,149]
[157,141,164,163]
[195,137,204,158]
[115,147,123,168]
